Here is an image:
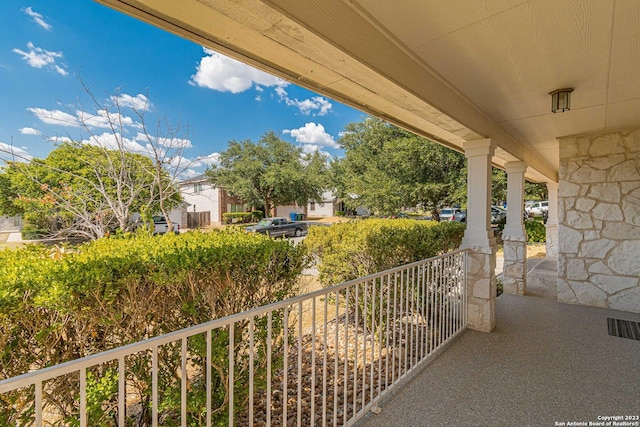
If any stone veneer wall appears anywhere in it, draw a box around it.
[557,128,640,313]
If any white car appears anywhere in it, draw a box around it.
[526,201,548,216]
[151,216,180,234]
[439,208,462,222]
[491,206,507,224]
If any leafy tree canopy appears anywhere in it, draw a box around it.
[0,142,178,239]
[332,117,466,217]
[207,131,327,214]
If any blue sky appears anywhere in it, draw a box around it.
[0,1,364,174]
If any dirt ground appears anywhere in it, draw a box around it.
[497,242,546,258]
[0,232,22,250]
[525,243,547,258]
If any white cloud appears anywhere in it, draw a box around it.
[48,136,73,144]
[28,106,142,131]
[196,152,220,167]
[78,109,140,130]
[276,88,332,116]
[82,132,147,154]
[0,142,32,162]
[283,122,338,149]
[111,93,151,111]
[181,169,201,179]
[156,137,192,149]
[190,48,287,93]
[23,7,52,31]
[300,144,320,154]
[19,127,41,136]
[13,42,67,76]
[28,107,80,127]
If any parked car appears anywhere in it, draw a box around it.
[151,215,180,234]
[245,217,307,238]
[439,208,462,222]
[526,201,548,217]
[442,209,466,222]
[491,206,507,224]
[524,200,536,213]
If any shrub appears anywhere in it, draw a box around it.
[251,210,264,221]
[222,211,253,224]
[525,219,546,243]
[0,229,306,425]
[20,224,48,240]
[304,218,465,287]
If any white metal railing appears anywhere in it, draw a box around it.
[0,249,468,426]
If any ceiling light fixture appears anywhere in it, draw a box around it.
[549,88,574,113]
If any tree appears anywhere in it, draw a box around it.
[0,142,177,239]
[74,83,193,232]
[525,181,548,200]
[491,168,548,206]
[207,131,327,214]
[0,83,201,236]
[333,117,466,218]
[492,168,508,205]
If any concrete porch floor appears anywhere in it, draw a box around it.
[358,257,640,427]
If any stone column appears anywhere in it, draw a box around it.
[502,162,527,295]
[546,181,559,258]
[461,139,497,332]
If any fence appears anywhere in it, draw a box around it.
[187,211,211,228]
[0,249,468,426]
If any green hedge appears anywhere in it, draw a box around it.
[221,211,263,224]
[222,212,253,224]
[0,229,306,425]
[251,210,264,221]
[304,218,465,287]
[20,224,48,240]
[525,219,546,243]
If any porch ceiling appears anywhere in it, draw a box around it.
[96,0,640,183]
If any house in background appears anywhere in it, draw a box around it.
[175,175,247,228]
[275,191,365,219]
[303,191,371,218]
[274,203,306,219]
[307,191,343,217]
[275,192,340,219]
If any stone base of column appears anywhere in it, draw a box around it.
[465,243,497,332]
[545,223,558,258]
[502,236,527,295]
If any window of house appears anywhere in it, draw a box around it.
[229,204,245,213]
[310,202,315,211]
[193,183,204,194]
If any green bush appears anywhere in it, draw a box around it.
[251,210,264,221]
[0,229,306,425]
[222,211,253,224]
[20,224,48,240]
[525,219,546,243]
[304,218,465,287]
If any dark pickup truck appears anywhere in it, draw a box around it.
[244,217,307,238]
